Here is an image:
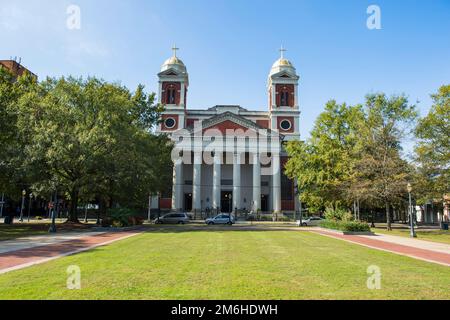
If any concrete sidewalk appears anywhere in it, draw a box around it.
[361,233,450,255]
[313,229,450,266]
[0,231,105,254]
[0,230,141,274]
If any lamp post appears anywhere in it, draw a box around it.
[49,191,57,233]
[27,193,33,222]
[19,190,26,222]
[407,183,416,238]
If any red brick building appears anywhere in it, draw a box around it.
[0,59,37,81]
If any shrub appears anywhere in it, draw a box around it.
[107,208,142,227]
[324,207,353,222]
[320,220,371,232]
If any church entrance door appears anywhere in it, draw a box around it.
[184,193,192,212]
[221,191,233,213]
[261,194,269,213]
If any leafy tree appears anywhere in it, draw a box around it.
[353,94,417,230]
[0,69,39,199]
[414,85,449,205]
[285,101,362,212]
[16,77,170,222]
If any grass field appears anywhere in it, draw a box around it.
[373,228,450,245]
[0,228,449,300]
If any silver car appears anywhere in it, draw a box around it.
[297,216,324,227]
[205,214,235,225]
[155,213,190,225]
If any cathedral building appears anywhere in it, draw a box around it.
[154,47,301,215]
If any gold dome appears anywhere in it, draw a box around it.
[161,46,187,74]
[163,56,185,67]
[272,58,293,68]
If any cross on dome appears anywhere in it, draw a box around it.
[279,45,287,59]
[172,45,179,58]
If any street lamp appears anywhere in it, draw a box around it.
[407,183,416,238]
[27,193,33,222]
[48,191,57,233]
[19,190,26,222]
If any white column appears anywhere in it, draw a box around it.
[171,159,183,211]
[212,152,221,212]
[272,153,281,214]
[180,83,185,106]
[252,153,261,213]
[171,163,177,211]
[193,152,202,212]
[232,153,241,213]
[272,85,276,108]
[158,82,163,104]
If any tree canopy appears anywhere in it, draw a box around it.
[1,72,172,222]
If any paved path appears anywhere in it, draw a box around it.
[0,231,106,254]
[0,230,141,274]
[313,229,450,267]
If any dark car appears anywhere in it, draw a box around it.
[154,213,190,225]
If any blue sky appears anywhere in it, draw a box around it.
[1,0,449,141]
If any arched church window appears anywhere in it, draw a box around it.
[167,87,176,104]
[280,91,289,106]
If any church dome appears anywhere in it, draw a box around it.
[161,46,187,74]
[272,58,293,69]
[269,57,296,77]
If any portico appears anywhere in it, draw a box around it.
[171,149,280,214]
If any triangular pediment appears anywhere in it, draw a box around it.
[158,68,183,77]
[185,112,280,137]
[270,70,300,81]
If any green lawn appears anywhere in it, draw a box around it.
[0,227,449,300]
[373,228,450,245]
[0,224,50,241]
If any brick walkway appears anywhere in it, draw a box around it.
[313,229,450,267]
[0,231,141,274]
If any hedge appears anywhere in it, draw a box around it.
[320,220,371,232]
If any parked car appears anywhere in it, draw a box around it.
[297,216,324,227]
[205,214,235,225]
[154,213,190,225]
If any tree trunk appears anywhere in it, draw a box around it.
[386,202,392,231]
[68,188,79,223]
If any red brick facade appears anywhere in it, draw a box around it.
[277,116,295,133]
[275,84,295,107]
[0,60,37,80]
[161,114,179,131]
[161,82,181,105]
[256,119,269,129]
[203,120,249,134]
[186,118,198,128]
